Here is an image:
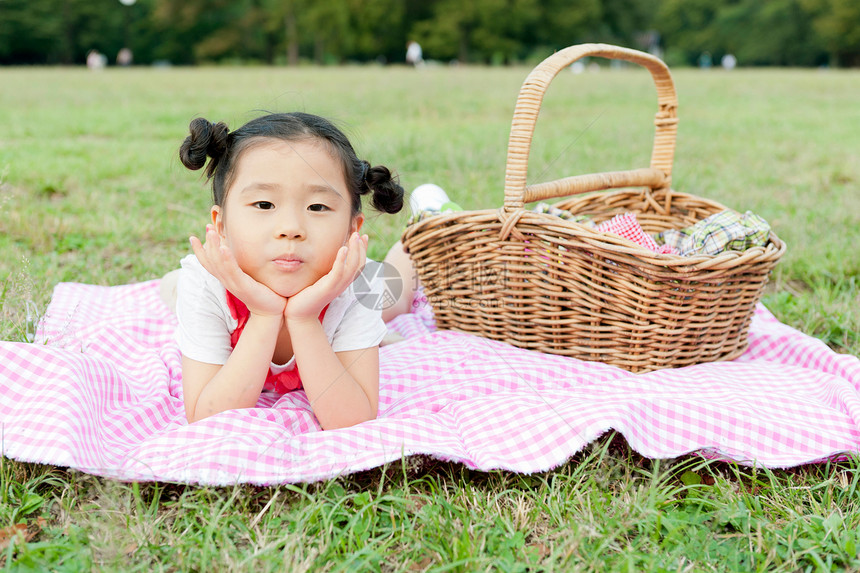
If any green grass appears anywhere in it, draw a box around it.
[1,64,859,570]
[5,440,860,571]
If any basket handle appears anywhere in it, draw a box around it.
[503,43,678,211]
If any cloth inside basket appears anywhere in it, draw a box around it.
[0,280,858,485]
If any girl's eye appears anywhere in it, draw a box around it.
[308,204,330,212]
[253,201,275,210]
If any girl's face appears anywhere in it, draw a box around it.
[212,138,363,298]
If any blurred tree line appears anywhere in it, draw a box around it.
[1,0,858,67]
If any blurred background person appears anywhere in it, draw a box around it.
[117,47,133,66]
[406,40,423,68]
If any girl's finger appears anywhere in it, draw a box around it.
[354,232,367,269]
[351,233,367,268]
[217,242,236,266]
[318,245,347,293]
[190,235,218,273]
[334,244,349,277]
[217,248,251,292]
[360,233,368,260]
[340,232,354,265]
[195,228,241,289]
[352,235,367,283]
[205,225,223,252]
[339,235,358,284]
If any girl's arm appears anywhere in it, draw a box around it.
[285,232,379,430]
[181,226,287,423]
[181,313,282,422]
[288,319,379,430]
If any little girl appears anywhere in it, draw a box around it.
[171,112,407,430]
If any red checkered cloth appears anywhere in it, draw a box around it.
[597,213,678,255]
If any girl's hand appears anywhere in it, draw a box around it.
[190,225,287,317]
[285,232,368,323]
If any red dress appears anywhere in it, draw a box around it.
[225,291,327,394]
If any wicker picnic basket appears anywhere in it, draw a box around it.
[401,43,786,373]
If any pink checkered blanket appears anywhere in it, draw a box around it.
[1,281,859,485]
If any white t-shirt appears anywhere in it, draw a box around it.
[175,254,388,376]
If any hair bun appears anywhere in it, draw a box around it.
[179,117,229,174]
[365,165,404,214]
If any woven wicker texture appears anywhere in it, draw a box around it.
[402,44,785,373]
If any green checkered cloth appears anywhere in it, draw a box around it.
[656,209,771,256]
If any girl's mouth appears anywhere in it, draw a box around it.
[273,256,303,271]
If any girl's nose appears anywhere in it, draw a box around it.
[276,214,305,239]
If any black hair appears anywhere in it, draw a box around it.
[179,112,404,216]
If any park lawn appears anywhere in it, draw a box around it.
[1,64,859,571]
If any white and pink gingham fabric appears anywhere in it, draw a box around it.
[1,280,859,485]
